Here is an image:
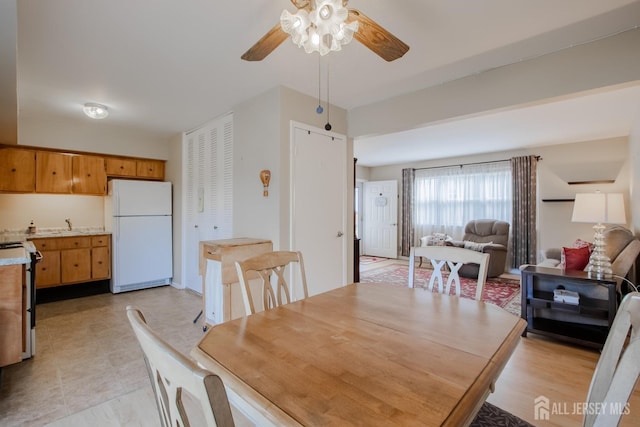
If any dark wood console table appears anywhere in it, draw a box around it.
[520,266,618,348]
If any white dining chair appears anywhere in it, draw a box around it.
[235,250,308,315]
[583,291,640,427]
[126,305,235,427]
[408,245,490,301]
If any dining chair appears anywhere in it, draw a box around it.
[583,291,640,427]
[408,245,490,301]
[126,305,235,427]
[235,250,308,315]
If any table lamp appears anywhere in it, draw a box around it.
[571,192,626,279]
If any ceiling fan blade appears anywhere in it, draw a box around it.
[241,23,289,61]
[348,9,409,62]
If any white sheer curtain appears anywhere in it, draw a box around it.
[413,161,512,243]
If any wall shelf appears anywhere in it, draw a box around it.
[541,199,575,202]
[567,180,615,185]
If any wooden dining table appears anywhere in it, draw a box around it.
[191,282,527,426]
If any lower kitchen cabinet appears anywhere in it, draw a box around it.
[31,234,111,288]
[91,245,110,279]
[61,248,92,283]
[36,250,61,288]
[0,264,23,367]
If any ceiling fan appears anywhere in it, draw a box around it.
[241,0,409,62]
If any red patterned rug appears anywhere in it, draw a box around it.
[360,263,521,316]
[360,256,389,265]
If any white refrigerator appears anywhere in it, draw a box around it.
[105,179,173,293]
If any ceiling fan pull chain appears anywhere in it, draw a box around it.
[316,54,323,114]
[325,55,332,131]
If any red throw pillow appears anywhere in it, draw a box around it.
[562,246,591,271]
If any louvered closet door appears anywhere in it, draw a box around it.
[183,113,233,294]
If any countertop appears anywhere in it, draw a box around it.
[0,242,35,266]
[27,230,111,239]
[0,227,110,244]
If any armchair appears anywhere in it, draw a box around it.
[457,219,510,278]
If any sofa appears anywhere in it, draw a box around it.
[536,225,640,286]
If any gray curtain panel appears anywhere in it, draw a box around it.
[401,168,415,257]
[510,156,538,268]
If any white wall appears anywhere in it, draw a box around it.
[631,111,640,236]
[18,114,170,159]
[166,133,183,287]
[349,28,640,140]
[231,85,354,281]
[362,137,630,261]
[0,194,103,231]
[232,85,351,251]
[232,88,281,248]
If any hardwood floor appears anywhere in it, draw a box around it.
[0,275,638,426]
[490,333,640,426]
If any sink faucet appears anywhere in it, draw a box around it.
[65,218,72,231]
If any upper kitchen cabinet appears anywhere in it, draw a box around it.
[0,148,35,192]
[105,157,165,180]
[35,151,72,193]
[72,155,107,195]
[136,159,165,180]
[0,145,166,193]
[105,157,136,177]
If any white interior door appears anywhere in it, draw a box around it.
[291,122,347,297]
[363,180,398,258]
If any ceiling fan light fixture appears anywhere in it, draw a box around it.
[281,9,309,36]
[83,102,109,119]
[281,0,357,56]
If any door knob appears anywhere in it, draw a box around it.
[336,231,344,237]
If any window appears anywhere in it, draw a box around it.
[413,161,512,241]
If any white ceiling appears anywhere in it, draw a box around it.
[2,0,640,166]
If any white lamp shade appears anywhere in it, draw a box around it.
[571,193,626,224]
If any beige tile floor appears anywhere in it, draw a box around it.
[0,285,208,426]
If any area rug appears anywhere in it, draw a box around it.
[360,263,522,316]
[359,255,389,265]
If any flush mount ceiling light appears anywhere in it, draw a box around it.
[241,0,409,61]
[83,102,109,119]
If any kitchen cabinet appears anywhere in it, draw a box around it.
[0,148,36,192]
[105,157,137,177]
[36,250,61,288]
[105,157,165,180]
[30,234,111,288]
[72,155,107,195]
[36,151,72,193]
[136,159,165,180]
[91,235,110,279]
[31,238,60,288]
[0,264,23,367]
[1,145,166,193]
[61,248,91,283]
